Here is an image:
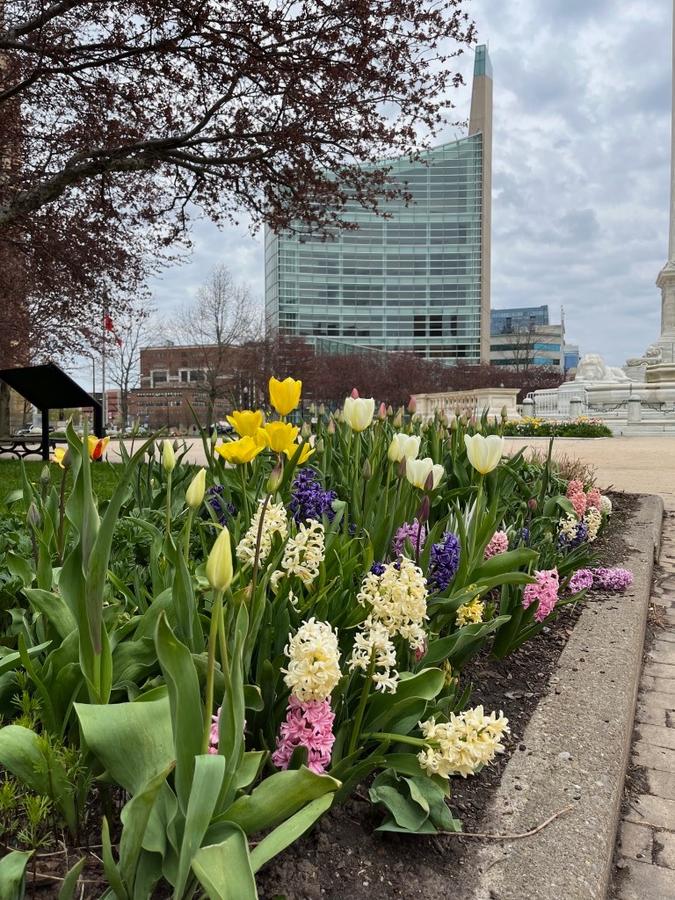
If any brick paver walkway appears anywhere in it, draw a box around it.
[614,511,675,899]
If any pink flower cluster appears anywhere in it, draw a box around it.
[272,696,336,774]
[568,567,634,593]
[484,530,509,560]
[522,569,560,622]
[566,481,602,520]
[208,707,221,754]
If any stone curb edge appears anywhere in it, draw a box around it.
[470,493,664,900]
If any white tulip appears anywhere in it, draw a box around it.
[464,434,504,475]
[388,433,421,463]
[406,457,444,491]
[343,396,375,432]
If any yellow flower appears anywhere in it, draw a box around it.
[285,440,315,465]
[215,436,263,465]
[227,409,265,437]
[162,439,176,473]
[342,396,375,432]
[52,446,70,469]
[269,377,302,416]
[464,434,504,475]
[257,421,299,454]
[87,435,110,461]
[185,468,206,509]
[206,527,233,592]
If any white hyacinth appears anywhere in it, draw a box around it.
[600,494,613,516]
[417,707,509,779]
[271,519,325,592]
[348,618,399,694]
[236,499,289,567]
[282,618,341,702]
[356,557,428,651]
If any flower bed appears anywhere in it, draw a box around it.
[503,417,613,438]
[0,384,629,898]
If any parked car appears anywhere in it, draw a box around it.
[210,422,233,435]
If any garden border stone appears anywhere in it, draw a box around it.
[470,493,664,900]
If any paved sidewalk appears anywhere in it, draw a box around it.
[613,511,675,899]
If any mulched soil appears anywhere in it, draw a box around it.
[10,493,635,900]
[257,491,636,900]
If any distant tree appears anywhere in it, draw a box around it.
[107,304,155,429]
[172,265,262,425]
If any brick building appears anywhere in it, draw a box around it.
[129,343,260,430]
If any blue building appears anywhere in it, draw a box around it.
[264,46,494,364]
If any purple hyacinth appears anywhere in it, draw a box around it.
[428,532,461,592]
[558,520,588,550]
[392,519,427,557]
[569,568,594,593]
[591,567,634,592]
[206,485,236,526]
[519,527,530,545]
[370,562,386,576]
[289,468,337,525]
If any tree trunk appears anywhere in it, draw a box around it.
[0,382,10,436]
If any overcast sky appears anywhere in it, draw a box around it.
[146,0,674,367]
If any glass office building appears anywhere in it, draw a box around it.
[265,45,493,364]
[491,305,549,335]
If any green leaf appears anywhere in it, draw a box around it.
[0,641,51,677]
[364,668,444,730]
[0,850,33,900]
[6,552,34,587]
[217,767,340,835]
[24,589,76,640]
[119,765,173,893]
[57,858,86,900]
[75,696,174,796]
[423,617,510,668]
[191,827,258,900]
[102,816,129,900]
[472,548,538,581]
[250,793,334,873]
[174,754,226,899]
[233,752,266,792]
[154,613,203,812]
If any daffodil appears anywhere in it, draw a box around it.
[52,446,70,468]
[269,377,302,416]
[464,434,504,475]
[406,457,444,491]
[87,435,110,461]
[285,440,315,465]
[342,396,375,432]
[227,409,265,437]
[257,421,299,454]
[216,436,263,465]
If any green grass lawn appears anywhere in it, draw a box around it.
[0,459,120,506]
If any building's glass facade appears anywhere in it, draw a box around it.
[490,305,549,335]
[265,46,492,364]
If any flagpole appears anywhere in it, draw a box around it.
[101,303,107,436]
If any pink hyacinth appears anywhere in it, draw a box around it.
[208,706,221,754]
[566,480,584,498]
[569,491,587,519]
[569,568,594,593]
[272,696,336,775]
[592,567,634,592]
[484,530,509,559]
[523,569,560,623]
[392,519,427,556]
[586,488,602,510]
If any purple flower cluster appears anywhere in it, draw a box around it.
[428,532,461,592]
[392,519,427,556]
[206,485,236,526]
[558,520,588,550]
[370,562,386,576]
[568,567,633,593]
[289,469,337,525]
[519,527,530,545]
[592,567,634,591]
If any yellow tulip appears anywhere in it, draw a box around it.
[185,467,207,509]
[52,446,70,469]
[215,436,263,465]
[257,421,299,454]
[87,435,110,461]
[269,376,302,416]
[206,527,233,591]
[162,438,176,473]
[227,409,265,437]
[285,440,315,465]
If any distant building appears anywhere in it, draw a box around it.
[265,44,493,364]
[129,344,256,430]
[490,305,569,373]
[563,344,580,375]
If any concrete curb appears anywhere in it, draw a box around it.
[470,494,664,900]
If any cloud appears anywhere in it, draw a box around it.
[146,0,673,366]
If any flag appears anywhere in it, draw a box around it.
[104,313,123,346]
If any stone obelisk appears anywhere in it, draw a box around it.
[654,0,675,365]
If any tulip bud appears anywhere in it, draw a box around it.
[186,468,206,509]
[27,501,41,529]
[417,494,430,524]
[350,387,359,399]
[146,441,156,458]
[528,497,538,511]
[387,405,394,417]
[267,459,284,493]
[162,439,176,473]
[315,437,324,453]
[423,469,435,492]
[327,418,336,435]
[309,402,317,415]
[407,396,417,414]
[450,416,458,431]
[378,402,387,420]
[362,458,372,480]
[301,422,312,439]
[206,527,233,592]
[393,408,403,428]
[40,465,50,487]
[318,403,326,416]
[397,458,407,479]
[500,405,508,421]
[210,429,218,449]
[454,407,461,418]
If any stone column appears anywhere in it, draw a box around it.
[657,0,675,343]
